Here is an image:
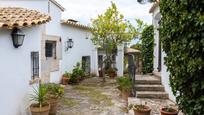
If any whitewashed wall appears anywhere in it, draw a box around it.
[47,1,63,83]
[46,0,62,36]
[0,26,42,115]
[152,6,175,101]
[60,25,98,76]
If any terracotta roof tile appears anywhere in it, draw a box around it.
[61,19,92,30]
[0,7,51,29]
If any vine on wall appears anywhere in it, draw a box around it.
[160,0,204,114]
[141,25,154,74]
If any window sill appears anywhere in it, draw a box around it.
[29,77,40,85]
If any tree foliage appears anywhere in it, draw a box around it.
[141,25,154,74]
[91,2,137,80]
[91,2,137,51]
[130,42,142,51]
[160,0,204,114]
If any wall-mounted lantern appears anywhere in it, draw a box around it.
[11,28,25,48]
[85,33,90,39]
[65,38,74,51]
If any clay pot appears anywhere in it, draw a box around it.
[121,90,131,101]
[160,107,178,115]
[30,103,50,115]
[108,72,117,78]
[98,70,103,77]
[48,99,59,115]
[133,105,151,115]
[61,76,69,85]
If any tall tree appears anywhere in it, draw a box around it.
[91,2,137,81]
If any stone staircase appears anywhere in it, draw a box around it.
[134,74,169,99]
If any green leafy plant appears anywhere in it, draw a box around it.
[107,67,118,73]
[44,83,64,99]
[116,76,132,92]
[141,25,154,74]
[160,0,204,114]
[30,84,48,108]
[69,62,85,84]
[63,71,71,78]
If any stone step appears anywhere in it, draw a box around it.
[135,84,165,91]
[136,91,169,99]
[135,75,161,85]
[135,79,161,85]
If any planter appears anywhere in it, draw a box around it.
[121,90,131,101]
[133,105,151,115]
[48,98,59,115]
[61,76,69,85]
[108,72,117,78]
[98,70,103,77]
[160,107,178,115]
[30,103,50,115]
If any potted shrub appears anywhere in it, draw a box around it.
[61,71,70,85]
[107,67,117,78]
[69,62,85,84]
[45,83,64,115]
[116,76,132,100]
[30,84,50,115]
[160,106,178,115]
[129,103,151,115]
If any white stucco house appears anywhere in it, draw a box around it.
[0,7,51,115]
[0,0,124,114]
[149,2,175,101]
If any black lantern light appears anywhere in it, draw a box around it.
[11,28,25,48]
[65,38,74,51]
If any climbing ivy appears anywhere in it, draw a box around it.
[160,0,204,114]
[141,25,154,74]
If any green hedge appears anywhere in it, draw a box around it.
[141,25,154,74]
[160,0,204,114]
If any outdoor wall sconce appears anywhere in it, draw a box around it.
[11,28,25,48]
[65,38,74,51]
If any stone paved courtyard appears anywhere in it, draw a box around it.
[57,77,182,115]
[57,77,127,115]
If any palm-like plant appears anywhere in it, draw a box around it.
[30,84,48,108]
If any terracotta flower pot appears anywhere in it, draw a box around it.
[61,76,69,85]
[160,107,178,115]
[108,72,117,78]
[98,70,103,77]
[121,90,131,101]
[48,98,59,115]
[30,103,50,115]
[133,105,151,115]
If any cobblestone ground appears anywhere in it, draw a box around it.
[57,77,127,115]
[57,77,182,115]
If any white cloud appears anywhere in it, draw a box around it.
[56,0,153,26]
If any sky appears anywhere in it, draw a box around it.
[56,0,153,27]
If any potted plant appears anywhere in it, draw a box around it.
[116,76,132,100]
[107,67,117,78]
[45,83,64,115]
[69,62,85,84]
[30,84,50,115]
[61,71,70,85]
[160,106,178,115]
[129,103,151,115]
